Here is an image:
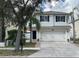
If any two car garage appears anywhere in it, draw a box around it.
[41,31,66,42]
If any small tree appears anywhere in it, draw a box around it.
[0,0,13,42]
[29,17,40,42]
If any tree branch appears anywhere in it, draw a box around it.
[8,0,18,18]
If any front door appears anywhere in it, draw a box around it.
[32,31,36,39]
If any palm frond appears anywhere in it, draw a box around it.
[29,17,41,31]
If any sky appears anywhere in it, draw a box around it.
[41,0,79,13]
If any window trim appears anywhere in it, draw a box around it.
[55,15,65,22]
[40,15,49,22]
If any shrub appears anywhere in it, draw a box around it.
[6,29,26,46]
[6,30,17,45]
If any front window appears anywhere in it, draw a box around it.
[40,16,49,22]
[56,16,65,22]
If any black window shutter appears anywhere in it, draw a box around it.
[48,16,49,22]
[40,16,42,21]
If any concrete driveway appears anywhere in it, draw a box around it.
[28,42,79,57]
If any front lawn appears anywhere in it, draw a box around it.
[24,43,36,47]
[5,43,36,48]
[0,50,37,56]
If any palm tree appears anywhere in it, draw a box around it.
[29,17,40,43]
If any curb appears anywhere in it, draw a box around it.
[0,48,40,50]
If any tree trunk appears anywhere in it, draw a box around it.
[30,21,32,43]
[0,21,2,42]
[0,10,5,42]
[0,20,5,42]
[15,26,22,51]
[30,31,32,43]
[2,13,5,42]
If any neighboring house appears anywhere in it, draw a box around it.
[28,11,72,42]
[75,21,79,39]
[69,8,79,39]
[70,20,79,39]
[73,9,79,39]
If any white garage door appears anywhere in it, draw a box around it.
[41,32,66,42]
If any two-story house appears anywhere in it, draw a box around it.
[29,11,72,42]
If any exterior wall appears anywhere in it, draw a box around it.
[75,21,79,38]
[68,15,72,23]
[35,14,71,42]
[36,15,54,27]
[0,42,5,47]
[54,15,69,26]
[37,26,71,42]
[69,21,79,39]
[36,14,71,27]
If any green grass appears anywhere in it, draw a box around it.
[24,43,36,47]
[5,45,15,48]
[74,39,79,44]
[5,43,36,48]
[0,50,37,56]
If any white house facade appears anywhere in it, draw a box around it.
[29,11,72,42]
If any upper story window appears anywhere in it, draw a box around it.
[56,16,65,22]
[40,16,49,22]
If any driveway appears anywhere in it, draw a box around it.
[28,42,79,57]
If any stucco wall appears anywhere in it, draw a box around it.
[36,15,70,27]
[36,15,54,27]
[75,21,79,38]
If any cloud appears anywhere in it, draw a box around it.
[41,0,79,13]
[64,0,79,12]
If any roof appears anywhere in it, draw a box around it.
[34,11,71,15]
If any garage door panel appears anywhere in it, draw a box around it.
[41,32,66,42]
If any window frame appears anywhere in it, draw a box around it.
[40,15,49,22]
[56,15,65,22]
